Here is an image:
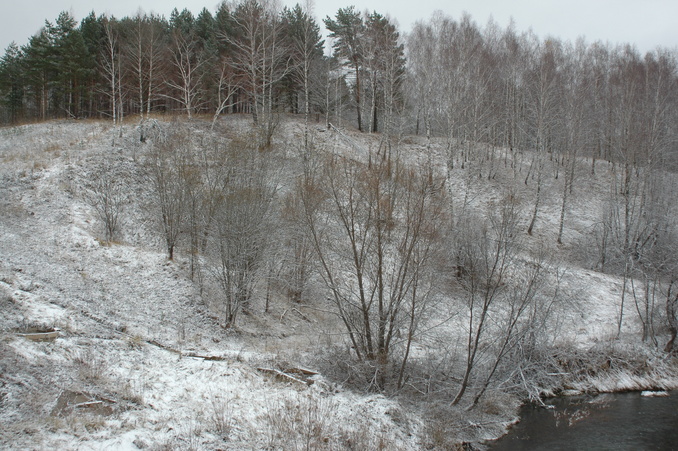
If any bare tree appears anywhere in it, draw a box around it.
[556,39,591,244]
[207,132,277,326]
[302,151,447,388]
[406,20,436,143]
[223,0,290,148]
[124,12,167,119]
[525,37,563,236]
[124,12,146,118]
[83,163,126,244]
[145,14,167,116]
[449,193,550,406]
[101,16,123,125]
[282,2,324,151]
[146,126,190,260]
[211,59,240,129]
[166,26,208,118]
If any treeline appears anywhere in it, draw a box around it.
[408,14,678,172]
[0,2,330,127]
[404,15,678,353]
[1,3,677,168]
[0,1,404,147]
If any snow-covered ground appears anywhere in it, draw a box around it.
[0,118,675,450]
[0,119,425,450]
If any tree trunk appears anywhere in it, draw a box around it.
[527,168,541,236]
[354,63,362,131]
[665,288,678,353]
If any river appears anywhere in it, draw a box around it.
[489,392,678,450]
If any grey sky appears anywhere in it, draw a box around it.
[1,0,677,55]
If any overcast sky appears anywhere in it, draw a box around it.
[2,0,677,55]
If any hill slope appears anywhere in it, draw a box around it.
[0,118,676,449]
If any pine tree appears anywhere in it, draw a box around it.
[23,24,58,119]
[53,11,92,117]
[0,43,25,123]
[324,7,365,131]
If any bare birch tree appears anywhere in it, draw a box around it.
[124,12,166,119]
[282,2,324,151]
[223,0,290,148]
[101,16,122,125]
[525,37,562,236]
[166,22,208,118]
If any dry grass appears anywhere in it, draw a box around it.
[263,393,338,450]
[43,143,61,153]
[207,390,233,437]
[119,376,145,405]
[261,392,402,451]
[72,348,109,383]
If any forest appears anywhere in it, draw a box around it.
[1,1,678,448]
[1,1,676,158]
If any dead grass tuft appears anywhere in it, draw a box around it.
[263,393,337,450]
[72,348,108,383]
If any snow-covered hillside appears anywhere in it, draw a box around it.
[0,118,676,450]
[0,120,419,450]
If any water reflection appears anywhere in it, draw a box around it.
[489,392,677,450]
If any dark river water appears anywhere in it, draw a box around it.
[489,392,678,451]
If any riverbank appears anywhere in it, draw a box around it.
[479,342,678,449]
[549,341,678,396]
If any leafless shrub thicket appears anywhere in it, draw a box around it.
[145,122,280,327]
[146,126,191,260]
[301,150,448,390]
[206,133,278,326]
[83,163,126,244]
[447,193,560,406]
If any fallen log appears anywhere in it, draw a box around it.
[257,367,311,385]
